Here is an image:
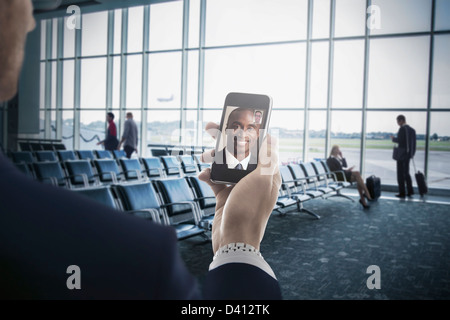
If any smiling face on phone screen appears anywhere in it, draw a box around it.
[225,108,260,162]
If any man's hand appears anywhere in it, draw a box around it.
[198,122,281,254]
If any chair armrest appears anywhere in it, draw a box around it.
[65,173,89,187]
[122,169,145,180]
[160,200,201,224]
[127,208,162,224]
[95,171,119,184]
[38,176,58,187]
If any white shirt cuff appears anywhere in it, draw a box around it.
[208,243,277,280]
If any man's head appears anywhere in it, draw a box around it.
[126,112,133,119]
[396,115,406,126]
[107,112,115,122]
[0,0,36,102]
[254,111,262,124]
[225,107,260,160]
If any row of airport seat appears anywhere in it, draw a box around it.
[8,147,355,238]
[9,149,210,188]
[73,176,216,241]
[8,148,215,241]
[276,160,354,219]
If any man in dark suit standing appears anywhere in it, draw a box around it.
[0,0,282,300]
[391,115,416,198]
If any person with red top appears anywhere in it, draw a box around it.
[97,112,119,151]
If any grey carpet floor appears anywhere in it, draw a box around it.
[177,194,450,300]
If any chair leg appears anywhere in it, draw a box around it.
[335,191,355,202]
[300,208,321,220]
[297,201,320,219]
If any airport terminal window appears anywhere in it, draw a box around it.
[34,0,450,190]
[185,110,199,146]
[148,52,182,108]
[63,16,75,58]
[332,39,364,109]
[370,0,432,35]
[432,35,450,109]
[128,6,144,53]
[80,58,107,109]
[188,0,200,48]
[79,110,112,150]
[50,61,57,109]
[428,113,450,189]
[63,60,74,109]
[187,51,199,108]
[126,55,143,109]
[307,110,326,162]
[202,110,221,147]
[81,11,108,57]
[310,41,329,109]
[40,62,45,109]
[51,18,58,59]
[203,43,306,109]
[312,0,330,39]
[113,9,122,54]
[149,1,183,51]
[271,110,304,163]
[112,56,121,109]
[334,0,366,38]
[40,20,46,60]
[147,110,181,145]
[62,110,74,150]
[368,36,430,109]
[365,111,427,185]
[435,0,450,31]
[205,0,308,46]
[330,111,362,170]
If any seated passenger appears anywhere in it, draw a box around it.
[327,145,373,209]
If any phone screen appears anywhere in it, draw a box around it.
[210,93,272,184]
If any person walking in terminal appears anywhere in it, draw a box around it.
[0,0,282,299]
[327,145,373,209]
[118,112,138,159]
[390,115,416,198]
[96,112,119,152]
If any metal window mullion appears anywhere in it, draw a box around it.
[73,17,82,150]
[180,0,190,146]
[197,0,206,147]
[56,18,64,141]
[119,8,129,139]
[106,10,114,111]
[44,19,53,140]
[141,5,150,156]
[424,0,436,180]
[325,0,336,160]
[303,0,313,162]
[360,0,372,176]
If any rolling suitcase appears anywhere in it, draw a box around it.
[412,158,428,196]
[366,175,381,200]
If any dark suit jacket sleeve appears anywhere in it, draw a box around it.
[0,154,281,300]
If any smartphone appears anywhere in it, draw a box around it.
[210,92,272,184]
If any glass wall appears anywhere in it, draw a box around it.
[36,0,450,190]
